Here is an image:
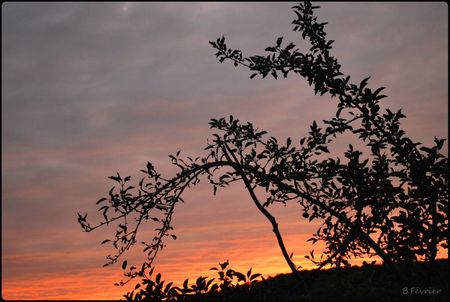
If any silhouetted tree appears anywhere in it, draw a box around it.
[78,1,448,299]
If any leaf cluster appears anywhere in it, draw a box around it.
[125,260,263,302]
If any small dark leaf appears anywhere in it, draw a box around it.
[373,87,385,96]
[108,175,121,182]
[300,137,306,145]
[96,197,107,205]
[286,42,295,50]
[317,145,329,153]
[164,282,173,293]
[276,37,283,47]
[220,260,229,270]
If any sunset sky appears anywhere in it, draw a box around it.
[2,2,448,300]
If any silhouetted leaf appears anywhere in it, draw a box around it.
[164,282,173,293]
[250,273,262,281]
[96,197,107,205]
[220,260,229,270]
[276,37,283,47]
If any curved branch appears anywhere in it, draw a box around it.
[222,142,310,298]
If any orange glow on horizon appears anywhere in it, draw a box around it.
[3,237,447,300]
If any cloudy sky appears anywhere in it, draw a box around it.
[2,2,448,299]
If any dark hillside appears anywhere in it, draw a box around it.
[165,259,448,302]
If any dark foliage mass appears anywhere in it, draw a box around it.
[125,260,264,302]
[78,1,448,300]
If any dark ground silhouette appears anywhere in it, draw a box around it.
[126,259,448,302]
